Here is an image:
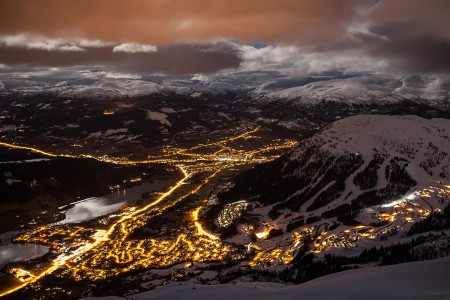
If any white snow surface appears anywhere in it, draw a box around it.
[146,111,172,126]
[81,257,450,300]
[160,107,177,114]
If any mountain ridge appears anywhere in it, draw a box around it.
[212,114,450,239]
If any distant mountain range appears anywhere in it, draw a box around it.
[1,71,449,107]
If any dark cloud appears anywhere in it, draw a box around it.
[0,43,241,75]
[361,0,450,73]
[339,0,450,73]
[118,43,242,75]
[363,26,450,73]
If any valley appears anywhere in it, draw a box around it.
[0,126,295,298]
[1,113,449,299]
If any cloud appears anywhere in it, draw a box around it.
[104,72,142,79]
[113,43,241,75]
[0,34,86,51]
[354,0,450,73]
[0,0,449,74]
[0,34,114,53]
[238,45,300,72]
[363,33,450,73]
[112,43,157,53]
[234,43,389,76]
[347,26,389,42]
[0,41,241,75]
[76,39,112,48]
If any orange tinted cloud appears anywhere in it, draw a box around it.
[0,0,365,44]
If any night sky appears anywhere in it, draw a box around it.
[1,0,449,76]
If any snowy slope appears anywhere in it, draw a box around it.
[221,115,450,216]
[294,115,449,188]
[288,114,450,187]
[81,257,450,300]
[214,115,450,253]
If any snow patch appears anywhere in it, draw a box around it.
[161,107,176,114]
[146,111,172,126]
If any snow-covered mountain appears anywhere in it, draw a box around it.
[218,115,449,219]
[1,72,449,146]
[1,71,449,109]
[253,74,450,105]
[211,115,450,264]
